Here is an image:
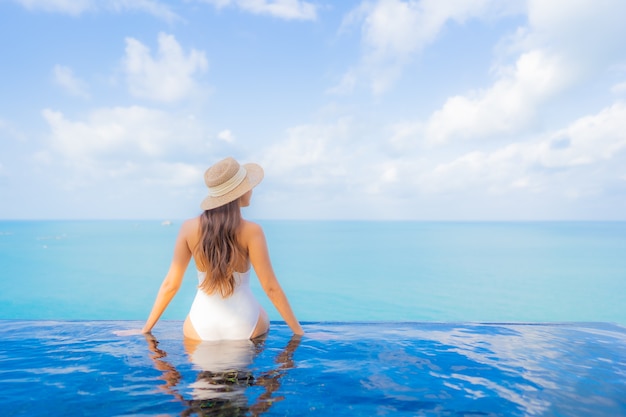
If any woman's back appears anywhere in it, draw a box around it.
[184,216,251,276]
[188,268,261,341]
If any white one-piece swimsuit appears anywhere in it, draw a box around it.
[188,269,262,341]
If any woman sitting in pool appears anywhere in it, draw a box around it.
[142,157,303,340]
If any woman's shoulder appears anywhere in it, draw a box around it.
[181,216,200,227]
[240,219,263,234]
[179,216,200,235]
[239,219,265,242]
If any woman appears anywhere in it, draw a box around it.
[142,157,303,340]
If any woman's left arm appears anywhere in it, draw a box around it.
[142,222,193,334]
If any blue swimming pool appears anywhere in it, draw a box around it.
[1,320,625,416]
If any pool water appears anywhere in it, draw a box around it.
[1,320,625,416]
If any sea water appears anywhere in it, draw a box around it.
[1,221,626,416]
[0,220,625,323]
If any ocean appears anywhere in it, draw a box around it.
[1,220,625,416]
[0,220,625,323]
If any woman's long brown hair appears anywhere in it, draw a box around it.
[194,200,246,297]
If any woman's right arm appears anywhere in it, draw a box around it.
[246,222,304,335]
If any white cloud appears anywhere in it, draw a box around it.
[416,101,626,195]
[325,69,357,95]
[52,65,89,98]
[611,82,626,95]
[13,0,181,21]
[538,101,626,168]
[123,33,209,102]
[14,0,91,15]
[42,106,175,161]
[42,106,209,165]
[526,0,626,67]
[108,0,182,23]
[387,0,626,147]
[217,129,235,143]
[254,99,626,216]
[335,0,523,94]
[256,117,423,208]
[199,0,317,20]
[136,161,205,188]
[259,118,355,188]
[416,145,534,194]
[39,106,214,187]
[421,50,572,145]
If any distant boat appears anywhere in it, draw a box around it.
[161,220,172,226]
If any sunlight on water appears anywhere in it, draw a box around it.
[1,321,625,416]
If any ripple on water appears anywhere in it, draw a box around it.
[0,320,625,416]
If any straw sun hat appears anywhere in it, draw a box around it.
[200,157,264,210]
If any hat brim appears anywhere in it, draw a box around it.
[200,163,264,211]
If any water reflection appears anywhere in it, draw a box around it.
[144,333,301,416]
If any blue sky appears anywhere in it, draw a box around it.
[1,0,625,220]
